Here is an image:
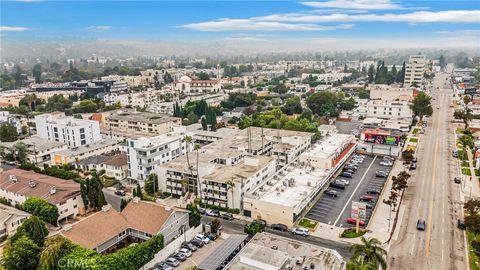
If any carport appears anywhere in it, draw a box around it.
[198,234,248,270]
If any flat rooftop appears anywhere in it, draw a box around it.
[107,110,180,125]
[203,156,275,184]
[302,134,354,160]
[3,136,66,152]
[227,232,345,270]
[55,138,118,157]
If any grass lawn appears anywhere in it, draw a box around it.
[467,231,480,270]
[299,218,318,229]
[409,138,418,143]
[341,229,366,238]
[462,161,470,167]
[462,167,473,176]
[412,128,420,134]
[101,175,119,187]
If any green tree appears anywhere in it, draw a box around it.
[186,203,201,227]
[410,92,433,121]
[244,222,265,236]
[32,64,42,83]
[14,142,28,163]
[182,135,193,172]
[22,197,59,225]
[465,213,480,235]
[19,94,44,111]
[454,108,473,129]
[39,236,74,270]
[367,65,375,83]
[197,72,210,80]
[459,134,474,160]
[136,183,143,199]
[396,62,406,83]
[464,199,480,216]
[3,235,42,270]
[45,94,73,112]
[349,237,387,270]
[306,92,339,117]
[80,174,107,211]
[73,99,98,113]
[194,144,202,197]
[144,173,159,195]
[210,218,221,234]
[281,96,303,115]
[11,216,49,247]
[0,123,19,142]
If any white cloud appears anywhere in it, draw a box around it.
[256,10,480,23]
[181,19,353,32]
[435,29,480,36]
[0,26,30,32]
[224,36,270,42]
[86,26,112,32]
[301,0,402,10]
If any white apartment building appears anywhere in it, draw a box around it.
[127,132,193,184]
[0,204,31,238]
[105,110,181,136]
[404,54,427,86]
[3,136,67,165]
[35,112,102,147]
[365,100,413,120]
[103,89,162,107]
[0,169,84,223]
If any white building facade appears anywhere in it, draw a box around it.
[404,54,427,86]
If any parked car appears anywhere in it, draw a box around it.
[416,219,426,231]
[340,172,353,178]
[454,177,461,184]
[365,203,374,210]
[271,223,288,231]
[221,213,234,220]
[207,233,218,241]
[452,150,458,158]
[197,207,206,214]
[325,190,338,197]
[336,179,350,185]
[366,189,381,195]
[375,171,388,178]
[172,252,187,262]
[206,209,220,217]
[360,195,375,202]
[410,162,417,170]
[380,161,393,166]
[114,190,126,196]
[412,157,417,163]
[457,219,466,230]
[177,248,192,257]
[342,168,355,174]
[292,227,309,236]
[382,156,395,162]
[252,219,267,226]
[154,262,173,270]
[194,234,210,244]
[330,182,346,189]
[165,258,180,267]
[181,242,197,252]
[346,218,365,226]
[4,161,16,166]
[190,239,204,248]
[344,165,357,172]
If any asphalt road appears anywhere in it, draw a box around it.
[103,188,123,211]
[201,216,353,259]
[389,73,468,270]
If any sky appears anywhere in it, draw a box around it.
[1,0,480,50]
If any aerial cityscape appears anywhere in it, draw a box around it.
[0,0,479,270]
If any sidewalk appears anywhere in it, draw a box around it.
[465,146,480,198]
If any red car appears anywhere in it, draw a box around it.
[346,218,365,226]
[359,195,375,202]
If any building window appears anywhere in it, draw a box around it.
[80,128,85,133]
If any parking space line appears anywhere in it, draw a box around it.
[333,156,377,226]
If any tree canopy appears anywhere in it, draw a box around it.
[410,92,433,121]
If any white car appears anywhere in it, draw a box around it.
[380,161,393,166]
[336,179,350,185]
[292,227,309,236]
[177,248,192,257]
[194,234,210,244]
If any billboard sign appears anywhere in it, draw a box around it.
[364,133,401,146]
[351,201,367,221]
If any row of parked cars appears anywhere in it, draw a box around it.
[199,208,235,220]
[150,233,217,270]
[252,219,310,237]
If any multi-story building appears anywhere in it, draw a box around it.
[35,112,102,147]
[0,111,22,134]
[105,110,181,136]
[62,199,189,254]
[365,100,413,120]
[368,84,413,102]
[103,89,162,107]
[404,54,427,86]
[3,136,67,165]
[174,76,221,96]
[51,138,119,165]
[0,169,84,222]
[127,132,193,184]
[0,204,31,238]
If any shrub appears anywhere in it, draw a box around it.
[22,197,59,225]
[341,229,366,238]
[244,222,265,236]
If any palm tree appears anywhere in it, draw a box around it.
[181,178,189,195]
[346,257,378,270]
[194,144,202,198]
[349,237,387,270]
[182,135,193,171]
[225,179,235,209]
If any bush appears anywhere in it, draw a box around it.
[341,229,366,238]
[244,222,265,236]
[299,219,317,229]
[0,196,11,206]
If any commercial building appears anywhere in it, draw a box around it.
[365,100,413,120]
[0,169,84,222]
[0,204,31,238]
[127,132,192,184]
[105,110,181,136]
[368,84,413,102]
[404,54,427,86]
[62,199,189,254]
[226,232,346,270]
[359,128,403,156]
[35,112,102,147]
[243,134,356,226]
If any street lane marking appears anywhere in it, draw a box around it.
[333,156,377,226]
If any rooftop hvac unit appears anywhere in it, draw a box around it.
[9,175,17,183]
[267,181,273,186]
[28,180,37,188]
[49,186,56,195]
[283,181,288,187]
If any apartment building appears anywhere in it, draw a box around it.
[51,138,119,165]
[0,169,84,222]
[103,89,162,107]
[0,111,22,135]
[62,200,189,254]
[35,112,102,147]
[105,110,181,135]
[404,54,427,86]
[365,100,413,120]
[0,204,31,238]
[3,136,68,165]
[127,132,193,184]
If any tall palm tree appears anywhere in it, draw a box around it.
[225,179,235,209]
[182,135,193,171]
[346,256,378,270]
[194,144,202,198]
[181,178,189,195]
[350,237,387,270]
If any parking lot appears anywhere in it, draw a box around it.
[305,154,391,228]
[177,236,226,270]
[335,120,362,135]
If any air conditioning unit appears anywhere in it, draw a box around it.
[9,175,17,183]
